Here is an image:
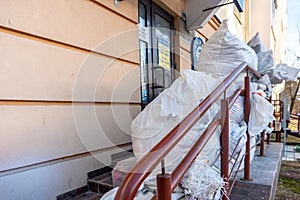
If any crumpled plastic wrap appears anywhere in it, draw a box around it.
[256,50,274,73]
[248,32,299,83]
[267,63,300,84]
[248,94,275,136]
[180,160,225,200]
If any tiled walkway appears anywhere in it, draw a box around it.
[282,145,300,161]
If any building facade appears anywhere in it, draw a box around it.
[0,0,287,199]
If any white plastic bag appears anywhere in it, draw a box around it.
[229,121,247,155]
[248,94,275,136]
[255,74,272,98]
[247,32,274,73]
[267,63,300,84]
[112,157,136,187]
[229,96,244,124]
[132,70,220,168]
[230,136,256,172]
[256,50,274,73]
[197,19,258,78]
[247,32,266,54]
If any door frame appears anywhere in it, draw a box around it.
[138,0,175,108]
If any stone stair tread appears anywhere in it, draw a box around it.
[88,172,113,185]
[69,191,102,200]
[87,166,112,179]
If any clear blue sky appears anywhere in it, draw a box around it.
[287,0,300,64]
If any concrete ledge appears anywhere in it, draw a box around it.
[230,143,283,200]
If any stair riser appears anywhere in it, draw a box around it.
[89,182,113,194]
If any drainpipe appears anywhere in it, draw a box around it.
[245,0,250,42]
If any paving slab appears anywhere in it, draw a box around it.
[230,143,282,200]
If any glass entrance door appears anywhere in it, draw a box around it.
[151,3,174,97]
[138,0,174,108]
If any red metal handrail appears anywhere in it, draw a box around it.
[115,62,259,200]
[170,117,220,191]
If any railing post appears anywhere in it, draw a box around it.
[156,174,172,200]
[259,130,265,156]
[221,99,229,199]
[275,131,280,142]
[243,72,252,181]
[267,133,271,144]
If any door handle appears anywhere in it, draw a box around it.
[151,85,165,89]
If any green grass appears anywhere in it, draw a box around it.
[287,135,300,143]
[276,161,300,199]
[278,176,300,194]
[270,133,300,144]
[288,119,299,131]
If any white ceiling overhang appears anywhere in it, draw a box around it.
[186,0,227,30]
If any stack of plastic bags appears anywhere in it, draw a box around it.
[102,19,287,200]
[248,32,300,84]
